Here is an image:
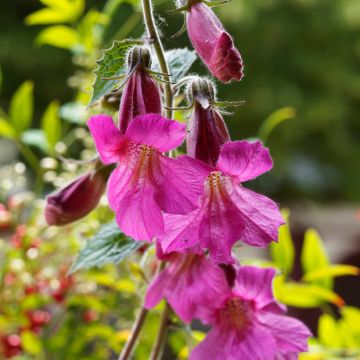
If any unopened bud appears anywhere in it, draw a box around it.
[45,167,111,226]
[127,46,152,71]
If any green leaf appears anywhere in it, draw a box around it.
[274,280,344,308]
[258,107,296,144]
[21,129,48,153]
[152,48,197,82]
[21,330,42,355]
[303,265,359,283]
[0,117,16,139]
[270,209,294,275]
[60,102,87,124]
[9,81,33,132]
[41,101,61,152]
[90,39,142,106]
[318,314,342,347]
[25,0,84,25]
[36,26,79,49]
[301,228,331,289]
[0,66,2,94]
[70,221,142,273]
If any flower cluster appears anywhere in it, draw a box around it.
[45,0,311,357]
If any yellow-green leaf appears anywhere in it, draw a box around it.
[301,228,331,289]
[318,314,342,347]
[303,265,359,283]
[36,26,79,49]
[0,117,16,138]
[9,81,33,132]
[270,209,294,275]
[274,280,344,308]
[41,101,61,152]
[21,330,42,355]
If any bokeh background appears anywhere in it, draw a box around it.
[0,0,359,359]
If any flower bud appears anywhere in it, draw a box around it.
[45,167,110,226]
[186,1,243,83]
[186,78,230,166]
[118,46,162,134]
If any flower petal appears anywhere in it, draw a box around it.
[154,156,205,214]
[87,115,125,164]
[216,141,273,182]
[234,266,278,309]
[230,185,284,247]
[108,165,163,241]
[125,114,186,152]
[259,313,311,354]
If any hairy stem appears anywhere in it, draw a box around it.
[150,302,171,360]
[142,0,173,118]
[118,307,149,360]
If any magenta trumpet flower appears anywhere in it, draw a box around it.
[160,140,284,264]
[190,266,311,360]
[118,46,162,134]
[88,113,202,242]
[45,169,108,226]
[186,1,243,83]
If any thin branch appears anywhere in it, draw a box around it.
[118,307,149,360]
[150,302,171,360]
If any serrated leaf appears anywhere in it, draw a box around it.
[41,101,61,152]
[270,209,294,276]
[301,228,331,289]
[0,117,16,139]
[36,26,79,49]
[303,265,359,283]
[90,39,142,105]
[21,129,48,153]
[70,221,142,273]
[152,48,197,82]
[274,280,344,308]
[9,81,33,132]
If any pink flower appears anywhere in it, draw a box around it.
[190,266,311,360]
[88,113,201,241]
[160,140,284,264]
[186,2,243,83]
[45,168,108,226]
[118,47,161,134]
[145,251,229,323]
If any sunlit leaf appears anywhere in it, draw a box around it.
[90,39,142,105]
[21,330,42,355]
[274,276,344,308]
[258,106,296,143]
[0,117,16,139]
[21,129,48,153]
[270,209,294,276]
[318,314,342,347]
[152,48,197,82]
[41,100,61,152]
[9,81,33,132]
[301,228,331,289]
[303,265,359,283]
[70,221,142,273]
[25,0,84,25]
[36,26,79,49]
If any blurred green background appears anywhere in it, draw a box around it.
[1,0,360,202]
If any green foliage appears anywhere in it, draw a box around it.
[269,209,295,276]
[302,264,359,283]
[41,100,62,152]
[152,48,197,82]
[20,330,43,355]
[21,129,48,153]
[36,25,80,49]
[25,0,85,25]
[301,228,331,289]
[9,81,34,133]
[90,39,142,105]
[71,221,142,273]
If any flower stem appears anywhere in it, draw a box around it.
[150,302,171,360]
[118,307,149,360]
[142,0,173,118]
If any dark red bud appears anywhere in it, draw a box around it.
[45,167,109,226]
